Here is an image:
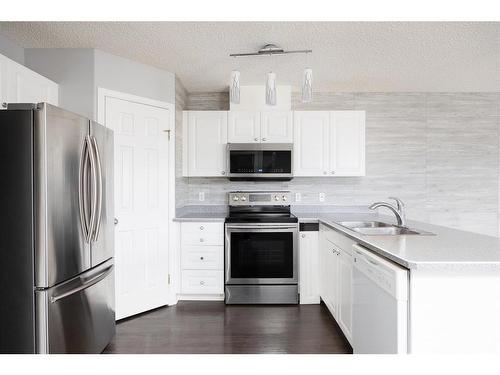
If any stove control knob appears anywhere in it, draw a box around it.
[241,196,247,201]
[233,196,239,201]
[282,195,287,201]
[275,195,280,201]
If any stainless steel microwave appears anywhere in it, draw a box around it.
[227,143,293,181]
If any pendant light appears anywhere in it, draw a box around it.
[266,72,277,106]
[230,70,240,104]
[302,68,313,103]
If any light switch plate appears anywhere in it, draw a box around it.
[199,192,205,202]
[319,193,325,202]
[295,193,301,202]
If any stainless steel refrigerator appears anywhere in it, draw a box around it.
[0,103,115,354]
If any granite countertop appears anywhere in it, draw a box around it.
[174,206,500,271]
[308,213,500,271]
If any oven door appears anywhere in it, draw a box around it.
[225,223,298,285]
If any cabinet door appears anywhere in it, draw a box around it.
[326,241,339,317]
[261,111,293,143]
[319,233,330,304]
[329,111,365,176]
[3,54,58,106]
[299,231,320,304]
[187,111,228,177]
[337,247,353,343]
[227,111,261,143]
[293,111,330,176]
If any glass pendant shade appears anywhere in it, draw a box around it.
[266,72,277,106]
[302,68,313,103]
[230,70,240,104]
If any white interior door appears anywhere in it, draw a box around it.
[104,96,171,320]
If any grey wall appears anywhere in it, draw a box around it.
[93,50,175,115]
[179,91,500,237]
[0,34,24,64]
[25,48,95,119]
[24,48,176,120]
[175,77,189,207]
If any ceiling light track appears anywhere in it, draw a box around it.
[230,44,312,57]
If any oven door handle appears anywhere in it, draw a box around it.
[225,224,298,230]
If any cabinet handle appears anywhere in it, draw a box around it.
[200,226,204,230]
[323,171,327,175]
[254,137,259,142]
[331,171,335,175]
[200,281,205,286]
[200,238,204,243]
[200,256,204,260]
[262,138,267,141]
[221,171,226,175]
[301,234,306,238]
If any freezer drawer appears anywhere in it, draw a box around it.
[35,259,115,354]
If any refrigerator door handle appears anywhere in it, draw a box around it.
[50,264,114,303]
[87,135,99,243]
[78,137,91,243]
[91,136,103,242]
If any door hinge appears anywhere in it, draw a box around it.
[168,274,171,285]
[163,129,171,140]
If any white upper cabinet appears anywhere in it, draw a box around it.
[261,111,293,143]
[184,111,228,177]
[183,109,364,178]
[293,111,330,176]
[294,110,365,177]
[228,110,293,143]
[227,111,261,143]
[330,111,365,176]
[0,53,58,107]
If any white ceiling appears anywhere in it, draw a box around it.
[0,22,499,93]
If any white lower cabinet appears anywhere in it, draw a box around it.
[299,229,320,304]
[180,222,224,299]
[319,223,354,344]
[181,270,224,295]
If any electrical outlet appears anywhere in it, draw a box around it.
[198,192,205,202]
[295,193,301,202]
[319,193,325,202]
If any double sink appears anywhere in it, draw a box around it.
[337,221,434,236]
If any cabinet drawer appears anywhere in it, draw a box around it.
[181,222,224,246]
[181,270,224,294]
[321,224,354,256]
[181,245,223,270]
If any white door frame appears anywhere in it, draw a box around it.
[97,87,177,305]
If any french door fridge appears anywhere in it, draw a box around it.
[0,103,115,353]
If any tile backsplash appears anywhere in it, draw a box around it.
[176,91,500,237]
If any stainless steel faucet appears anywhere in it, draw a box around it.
[369,197,407,227]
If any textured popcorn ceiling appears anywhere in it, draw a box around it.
[0,22,499,92]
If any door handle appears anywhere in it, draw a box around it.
[87,135,99,243]
[91,136,103,242]
[114,218,119,225]
[79,137,91,243]
[50,265,113,303]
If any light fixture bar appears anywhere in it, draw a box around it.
[230,44,312,57]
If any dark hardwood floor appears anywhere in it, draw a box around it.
[104,301,352,354]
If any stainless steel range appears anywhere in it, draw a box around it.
[224,191,298,304]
